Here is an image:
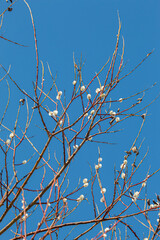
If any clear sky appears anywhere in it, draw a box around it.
[0,0,160,239]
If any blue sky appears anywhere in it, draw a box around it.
[0,0,160,239]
